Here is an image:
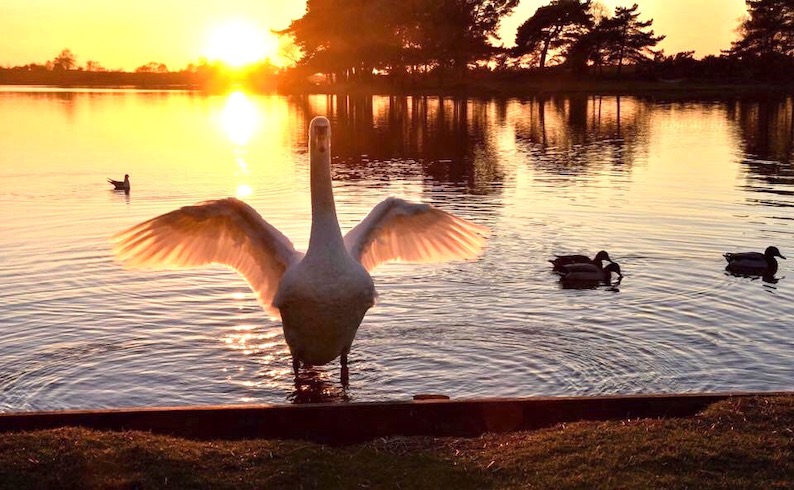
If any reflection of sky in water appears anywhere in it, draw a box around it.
[0,89,792,410]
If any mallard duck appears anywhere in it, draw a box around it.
[558,261,622,283]
[113,117,488,384]
[550,250,611,271]
[724,246,786,275]
[108,174,130,192]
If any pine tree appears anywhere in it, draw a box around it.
[601,3,664,74]
[514,0,593,69]
[730,0,794,58]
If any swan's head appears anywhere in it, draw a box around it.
[124,174,129,179]
[765,246,786,259]
[309,116,331,154]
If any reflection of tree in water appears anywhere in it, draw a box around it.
[20,90,82,122]
[288,95,505,197]
[730,97,794,165]
[513,95,650,180]
[728,97,794,203]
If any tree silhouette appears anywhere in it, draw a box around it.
[651,50,697,78]
[135,62,169,73]
[280,0,401,83]
[730,0,794,58]
[84,60,106,72]
[280,0,517,83]
[561,3,662,75]
[565,21,611,74]
[419,0,518,79]
[599,3,664,74]
[514,0,593,69]
[50,49,76,71]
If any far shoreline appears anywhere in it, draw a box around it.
[2,75,793,98]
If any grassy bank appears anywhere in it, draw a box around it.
[0,395,791,489]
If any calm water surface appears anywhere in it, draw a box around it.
[0,87,792,410]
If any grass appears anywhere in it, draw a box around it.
[0,395,791,489]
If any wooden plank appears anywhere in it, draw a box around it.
[0,392,785,444]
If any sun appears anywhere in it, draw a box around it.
[204,20,279,67]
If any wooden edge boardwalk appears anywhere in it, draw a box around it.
[0,391,788,444]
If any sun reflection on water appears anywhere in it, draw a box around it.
[218,90,261,197]
[236,184,253,198]
[220,91,260,146]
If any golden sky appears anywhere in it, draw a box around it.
[0,0,748,70]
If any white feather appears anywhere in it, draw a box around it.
[344,197,489,272]
[113,198,302,319]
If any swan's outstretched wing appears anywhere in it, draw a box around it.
[113,197,302,319]
[344,197,489,272]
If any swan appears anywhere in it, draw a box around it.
[557,261,622,283]
[108,174,130,192]
[724,246,785,275]
[549,250,611,271]
[113,117,488,384]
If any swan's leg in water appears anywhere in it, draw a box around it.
[340,351,350,387]
[292,357,300,377]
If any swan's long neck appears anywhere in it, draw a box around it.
[306,125,345,257]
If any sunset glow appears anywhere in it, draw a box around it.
[0,1,747,70]
[204,21,279,67]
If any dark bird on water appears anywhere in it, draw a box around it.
[108,174,130,192]
[724,246,786,275]
[549,250,612,271]
[558,261,623,283]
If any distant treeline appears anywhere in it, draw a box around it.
[2,0,793,92]
[0,59,282,92]
[0,69,189,89]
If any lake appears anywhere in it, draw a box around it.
[0,86,792,411]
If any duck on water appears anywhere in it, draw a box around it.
[549,250,612,271]
[113,117,489,385]
[557,261,623,286]
[724,246,786,276]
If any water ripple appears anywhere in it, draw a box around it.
[1,91,792,410]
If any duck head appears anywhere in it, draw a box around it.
[594,250,611,263]
[605,261,623,278]
[765,246,786,260]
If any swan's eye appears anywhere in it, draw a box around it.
[314,126,329,152]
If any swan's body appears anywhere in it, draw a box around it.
[113,117,488,383]
[549,250,611,271]
[108,174,130,191]
[558,261,622,283]
[724,246,785,275]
